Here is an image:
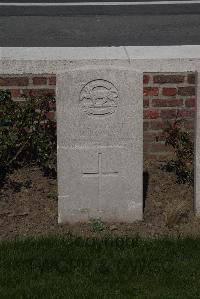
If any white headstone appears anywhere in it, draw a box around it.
[57,66,143,223]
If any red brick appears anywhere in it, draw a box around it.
[156,131,167,142]
[32,77,47,85]
[187,74,196,84]
[178,86,196,96]
[160,109,177,119]
[150,121,165,130]
[144,143,150,153]
[177,109,195,118]
[143,99,149,108]
[143,87,159,96]
[184,120,194,130]
[10,89,21,97]
[162,88,177,96]
[143,75,150,84]
[185,98,195,107]
[144,154,158,161]
[144,132,157,143]
[144,110,159,119]
[22,89,55,97]
[143,121,149,131]
[152,99,183,107]
[49,77,56,85]
[153,75,184,84]
[150,143,173,153]
[0,77,29,86]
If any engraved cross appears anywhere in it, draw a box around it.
[82,153,119,196]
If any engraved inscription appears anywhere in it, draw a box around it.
[80,79,118,116]
[82,153,119,197]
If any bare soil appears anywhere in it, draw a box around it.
[0,160,199,241]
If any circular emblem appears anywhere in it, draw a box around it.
[80,79,118,116]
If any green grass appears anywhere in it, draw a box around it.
[1,234,200,299]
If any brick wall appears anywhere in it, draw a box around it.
[143,72,196,160]
[0,75,56,99]
[0,72,196,160]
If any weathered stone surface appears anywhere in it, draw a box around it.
[57,66,143,223]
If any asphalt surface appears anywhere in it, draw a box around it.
[0,1,200,46]
[0,0,196,2]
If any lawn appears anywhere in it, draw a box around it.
[1,235,200,299]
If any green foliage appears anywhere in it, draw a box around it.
[163,118,194,185]
[89,218,106,233]
[0,90,56,183]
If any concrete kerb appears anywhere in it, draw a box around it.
[2,46,200,74]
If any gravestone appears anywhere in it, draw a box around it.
[57,66,143,223]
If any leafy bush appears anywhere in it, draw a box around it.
[89,218,106,233]
[163,118,194,185]
[0,90,56,183]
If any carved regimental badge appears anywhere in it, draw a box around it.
[80,79,118,116]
